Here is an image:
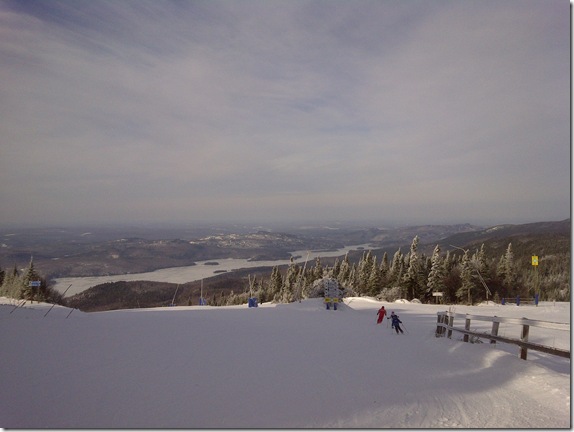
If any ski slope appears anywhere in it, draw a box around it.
[0,297,570,428]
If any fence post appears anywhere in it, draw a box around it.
[520,320,530,360]
[490,317,499,344]
[447,313,454,339]
[464,316,471,342]
[436,313,445,337]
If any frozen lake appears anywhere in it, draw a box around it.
[53,244,372,297]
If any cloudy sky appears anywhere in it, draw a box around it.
[0,0,570,228]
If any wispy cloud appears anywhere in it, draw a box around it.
[0,0,569,227]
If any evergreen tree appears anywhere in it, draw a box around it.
[476,244,488,274]
[337,253,351,287]
[402,236,422,300]
[457,250,475,304]
[503,243,517,289]
[279,258,299,303]
[496,255,506,284]
[427,245,446,299]
[367,255,382,296]
[269,266,283,302]
[497,242,518,296]
[473,244,493,301]
[21,258,40,300]
[379,252,389,285]
[443,250,454,273]
[347,264,357,294]
[357,250,373,295]
[388,248,403,286]
[301,267,315,299]
[0,265,20,299]
[312,257,324,281]
[331,257,341,279]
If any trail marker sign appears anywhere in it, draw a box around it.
[323,278,341,310]
[532,256,539,266]
[29,281,41,287]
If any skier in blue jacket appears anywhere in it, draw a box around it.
[389,311,404,334]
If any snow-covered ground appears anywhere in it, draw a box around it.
[0,297,570,428]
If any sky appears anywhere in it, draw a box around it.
[0,0,570,228]
[1,297,570,428]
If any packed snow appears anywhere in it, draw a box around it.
[0,297,570,428]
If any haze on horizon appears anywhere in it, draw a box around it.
[0,0,570,229]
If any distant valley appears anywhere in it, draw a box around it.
[0,222,484,279]
[1,220,569,279]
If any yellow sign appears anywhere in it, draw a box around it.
[532,256,539,266]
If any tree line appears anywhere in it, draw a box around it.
[1,234,569,309]
[0,258,64,305]
[220,235,570,306]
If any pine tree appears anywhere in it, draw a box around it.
[301,267,315,299]
[347,264,357,294]
[21,257,41,300]
[473,244,492,301]
[402,236,422,300]
[312,257,323,281]
[279,258,299,303]
[496,242,518,296]
[496,255,507,284]
[269,266,283,302]
[367,255,382,296]
[331,257,341,279]
[0,265,20,299]
[476,244,488,274]
[379,252,389,285]
[503,243,516,289]
[427,245,446,299]
[388,248,403,286]
[457,250,475,304]
[337,253,351,287]
[443,250,454,273]
[356,250,373,295]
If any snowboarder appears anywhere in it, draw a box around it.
[389,311,404,334]
[376,306,387,324]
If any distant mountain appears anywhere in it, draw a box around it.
[64,219,570,312]
[2,219,569,282]
[435,219,570,252]
[307,223,483,252]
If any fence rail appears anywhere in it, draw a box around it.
[436,311,570,360]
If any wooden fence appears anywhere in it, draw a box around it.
[436,311,570,360]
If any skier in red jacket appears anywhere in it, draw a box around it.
[376,306,387,324]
